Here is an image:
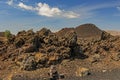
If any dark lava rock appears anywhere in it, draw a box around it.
[2,23,119,71]
[21,55,37,71]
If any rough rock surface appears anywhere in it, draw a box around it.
[1,23,120,79]
[0,28,82,71]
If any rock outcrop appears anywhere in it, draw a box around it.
[0,23,120,72]
[0,28,82,71]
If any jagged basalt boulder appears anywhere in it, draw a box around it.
[17,30,26,36]
[101,31,111,40]
[47,53,61,65]
[37,28,51,36]
[0,46,7,55]
[26,29,34,36]
[0,41,3,45]
[64,30,77,47]
[23,44,37,53]
[60,47,71,59]
[111,52,120,61]
[14,37,25,48]
[21,55,37,71]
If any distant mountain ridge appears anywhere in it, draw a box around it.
[56,23,103,40]
[75,24,102,39]
[106,30,120,36]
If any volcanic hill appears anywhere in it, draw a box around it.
[56,23,104,40]
[75,24,103,39]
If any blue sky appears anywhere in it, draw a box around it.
[0,0,120,34]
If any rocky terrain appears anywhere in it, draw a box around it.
[0,23,120,80]
[0,32,4,37]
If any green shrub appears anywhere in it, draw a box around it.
[4,30,12,39]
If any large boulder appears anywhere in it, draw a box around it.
[0,40,3,45]
[23,44,37,53]
[110,52,120,61]
[17,30,26,36]
[89,54,101,63]
[21,55,37,71]
[37,28,51,36]
[101,31,111,40]
[26,29,34,36]
[14,37,25,48]
[76,67,90,77]
[58,30,77,47]
[35,53,48,65]
[44,33,59,46]
[47,53,61,65]
[64,30,77,47]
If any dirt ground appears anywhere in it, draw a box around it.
[1,57,120,80]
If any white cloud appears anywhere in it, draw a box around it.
[18,2,34,10]
[7,0,13,5]
[63,11,79,18]
[36,3,62,17]
[17,2,79,18]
